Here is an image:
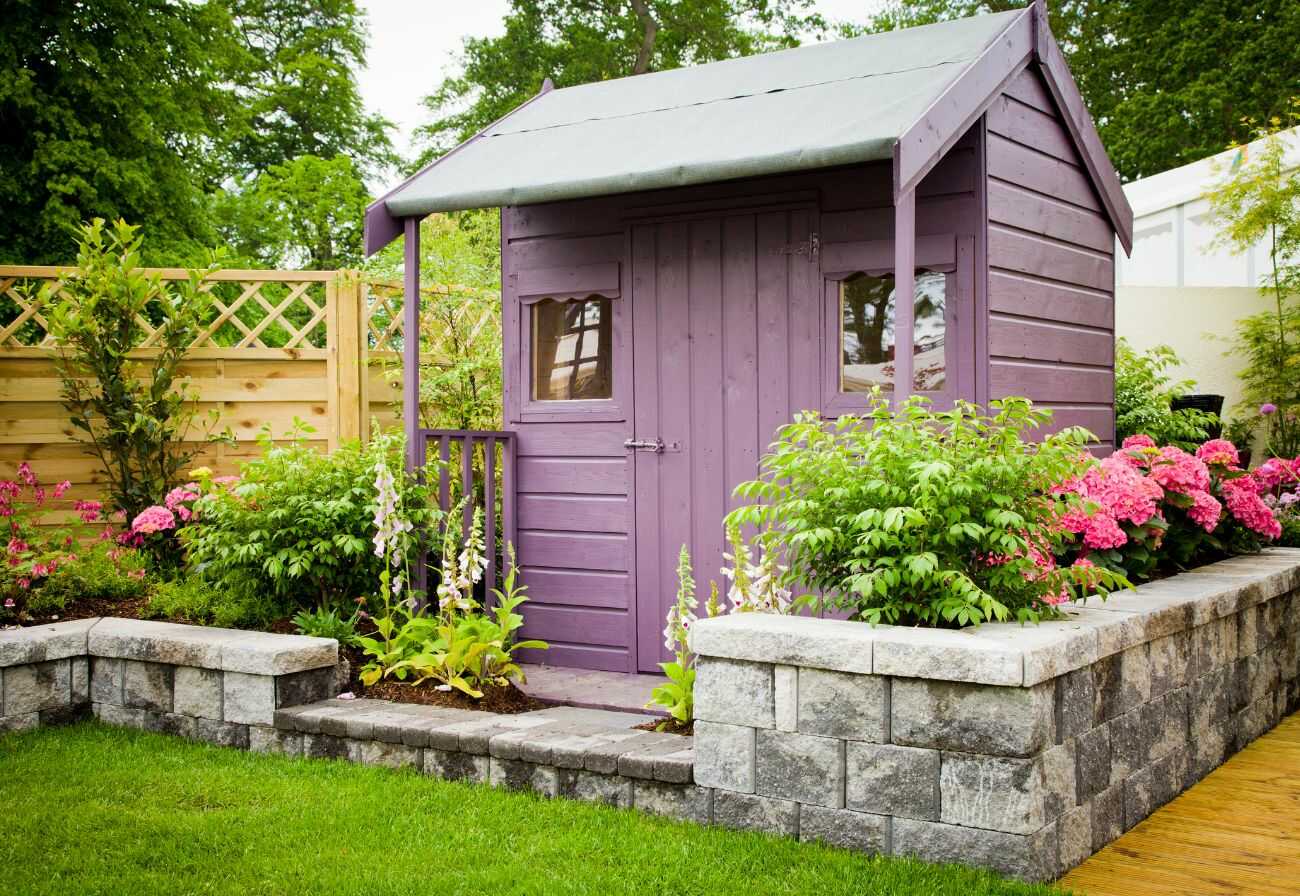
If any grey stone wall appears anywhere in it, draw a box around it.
[690,549,1300,883]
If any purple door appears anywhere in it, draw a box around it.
[630,208,821,671]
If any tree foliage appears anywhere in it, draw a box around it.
[417,0,827,161]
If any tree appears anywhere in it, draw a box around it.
[856,1,1300,181]
[0,1,242,264]
[417,0,827,162]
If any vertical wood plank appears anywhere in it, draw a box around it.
[438,434,451,515]
[324,276,339,452]
[461,434,474,536]
[501,434,517,563]
[334,272,364,444]
[755,212,790,458]
[722,215,759,520]
[786,207,821,414]
[893,191,917,402]
[630,223,662,673]
[485,436,497,591]
[689,217,725,620]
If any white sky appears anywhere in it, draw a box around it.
[357,0,885,159]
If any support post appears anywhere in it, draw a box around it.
[893,189,916,405]
[402,217,421,471]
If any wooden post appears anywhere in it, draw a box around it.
[332,271,365,445]
[403,218,421,471]
[893,189,916,404]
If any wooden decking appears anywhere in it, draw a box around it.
[1060,712,1300,895]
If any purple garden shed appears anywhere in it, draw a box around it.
[364,1,1134,674]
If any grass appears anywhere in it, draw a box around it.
[0,723,1064,896]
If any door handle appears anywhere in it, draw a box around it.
[624,438,665,453]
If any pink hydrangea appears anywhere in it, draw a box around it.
[1121,434,1157,450]
[131,505,176,535]
[1222,477,1282,539]
[1083,513,1127,549]
[1187,490,1222,532]
[1147,446,1210,496]
[1195,439,1240,468]
[1254,457,1300,490]
[164,485,200,522]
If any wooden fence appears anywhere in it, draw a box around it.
[0,265,497,524]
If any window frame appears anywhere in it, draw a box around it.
[820,234,966,416]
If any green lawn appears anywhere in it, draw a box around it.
[0,723,1064,896]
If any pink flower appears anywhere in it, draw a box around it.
[3,598,13,608]
[53,479,71,498]
[16,577,30,589]
[1195,439,1240,468]
[1222,477,1282,539]
[74,499,104,523]
[16,462,35,486]
[1147,446,1210,496]
[130,505,176,535]
[6,537,27,555]
[1083,513,1127,549]
[1254,457,1299,490]
[213,476,239,486]
[127,569,146,580]
[1261,403,1278,415]
[1187,490,1222,532]
[1122,434,1157,450]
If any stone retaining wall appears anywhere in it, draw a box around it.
[689,549,1300,882]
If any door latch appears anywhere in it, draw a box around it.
[624,438,665,453]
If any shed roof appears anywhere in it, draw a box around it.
[367,2,1133,254]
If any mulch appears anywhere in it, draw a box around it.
[634,718,693,736]
[12,593,150,628]
[340,643,548,714]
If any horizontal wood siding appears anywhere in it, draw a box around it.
[985,67,1116,448]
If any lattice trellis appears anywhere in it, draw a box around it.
[0,271,330,350]
[365,281,499,359]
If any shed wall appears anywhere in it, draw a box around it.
[984,67,1116,448]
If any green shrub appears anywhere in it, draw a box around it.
[1114,339,1217,451]
[145,578,273,629]
[292,606,361,645]
[180,425,434,619]
[27,544,149,615]
[728,394,1124,627]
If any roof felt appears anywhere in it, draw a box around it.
[382,10,1024,217]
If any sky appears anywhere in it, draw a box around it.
[357,0,885,160]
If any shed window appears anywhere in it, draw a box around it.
[840,270,947,392]
[531,296,613,401]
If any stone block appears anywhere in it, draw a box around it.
[222,671,276,726]
[275,666,337,709]
[1189,722,1229,783]
[91,657,123,705]
[1109,703,1160,785]
[796,667,887,741]
[774,665,797,732]
[940,752,1045,835]
[93,701,150,729]
[0,712,37,733]
[616,736,691,780]
[1122,765,1154,831]
[754,729,844,808]
[89,618,227,668]
[892,817,1057,883]
[1091,783,1122,851]
[1041,741,1076,820]
[158,712,198,739]
[693,720,754,793]
[39,703,90,727]
[1058,804,1092,873]
[712,791,798,836]
[70,656,88,704]
[845,742,940,820]
[654,745,694,784]
[1233,696,1274,750]
[195,717,249,749]
[1190,616,1237,680]
[1151,688,1188,760]
[1093,644,1151,723]
[1150,748,1188,807]
[1075,725,1111,801]
[302,732,348,760]
[1148,632,1191,698]
[1054,667,1094,743]
[891,678,1053,758]
[173,666,223,719]
[799,806,888,853]
[348,739,421,769]
[578,731,670,774]
[424,748,490,783]
[218,631,337,676]
[3,659,70,715]
[694,658,773,728]
[0,618,97,667]
[633,781,712,823]
[871,626,1023,686]
[691,613,875,675]
[249,725,302,757]
[489,757,558,796]
[1237,608,1258,658]
[122,660,172,712]
[557,769,633,807]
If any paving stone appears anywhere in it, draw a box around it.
[302,732,348,759]
[712,790,798,836]
[891,678,1053,758]
[799,806,888,853]
[846,742,940,820]
[579,731,670,774]
[694,658,774,728]
[693,720,754,793]
[519,705,655,728]
[653,745,694,784]
[3,659,70,715]
[91,657,123,705]
[774,665,797,732]
[195,718,250,749]
[1054,667,1094,742]
[430,715,554,754]
[633,781,712,823]
[424,748,490,783]
[755,729,844,808]
[70,656,88,704]
[892,817,1057,883]
[796,667,886,741]
[347,738,421,769]
[1075,725,1111,801]
[617,736,690,780]
[0,618,97,667]
[489,757,558,796]
[940,752,1045,834]
[173,666,223,719]
[275,666,337,709]
[557,769,633,807]
[222,671,275,725]
[249,725,302,756]
[1058,804,1092,872]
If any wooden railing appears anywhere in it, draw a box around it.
[416,428,517,592]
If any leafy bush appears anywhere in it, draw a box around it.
[1114,339,1217,451]
[728,395,1122,627]
[180,425,433,620]
[292,606,361,646]
[145,578,274,629]
[43,219,229,522]
[27,543,149,615]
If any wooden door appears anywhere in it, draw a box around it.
[630,208,820,671]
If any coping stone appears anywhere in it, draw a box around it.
[0,618,99,668]
[690,613,875,674]
[86,618,337,675]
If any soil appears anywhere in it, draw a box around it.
[11,593,150,628]
[339,643,548,714]
[635,718,693,737]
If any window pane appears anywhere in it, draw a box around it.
[840,270,946,392]
[531,297,613,401]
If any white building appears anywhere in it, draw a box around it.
[1116,127,1300,420]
